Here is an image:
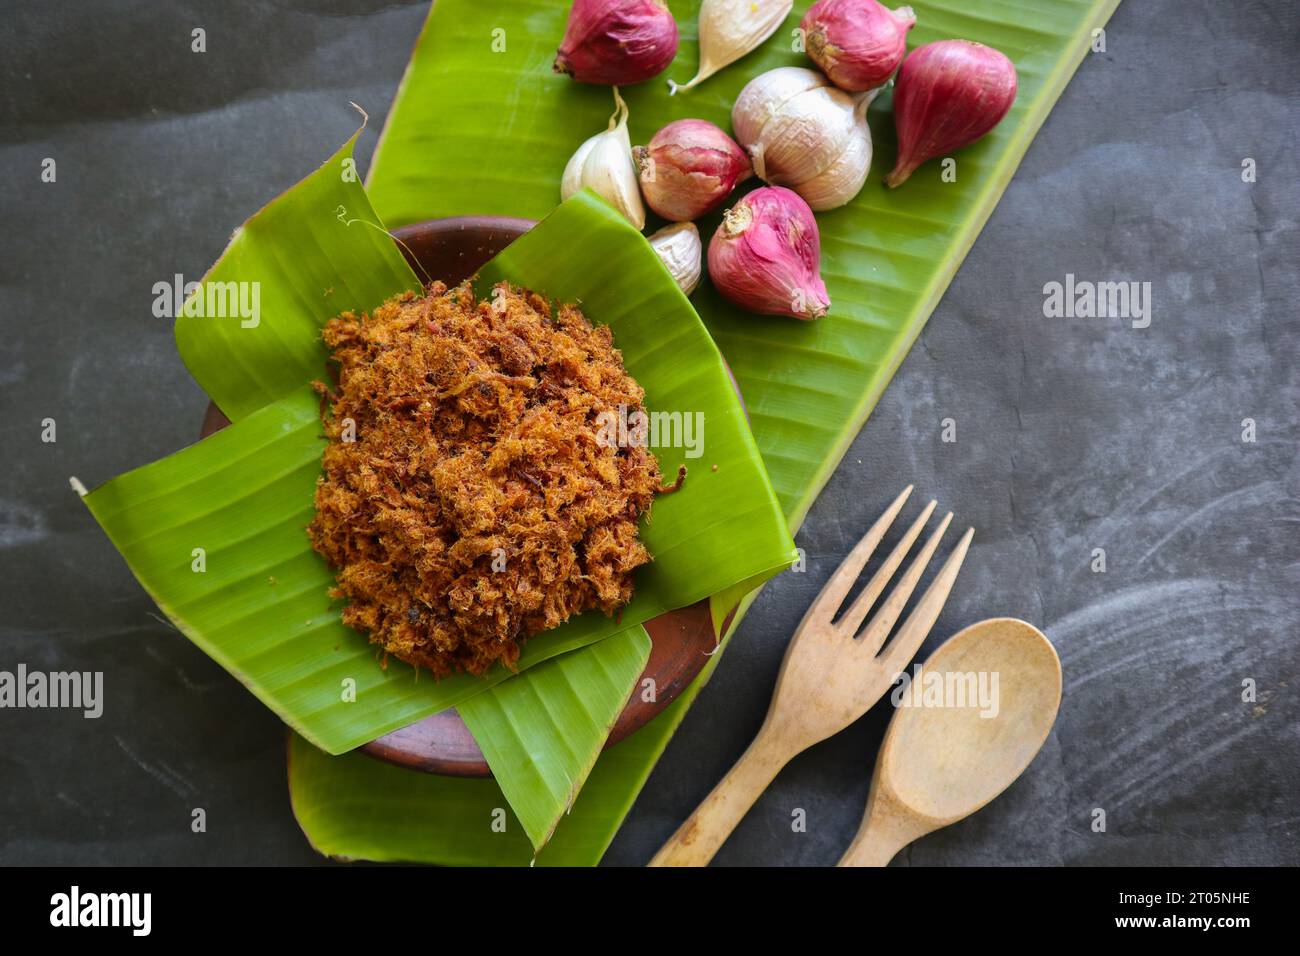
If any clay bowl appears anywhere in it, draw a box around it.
[199,216,726,777]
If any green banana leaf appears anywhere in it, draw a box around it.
[176,131,420,423]
[290,588,762,866]
[367,0,1119,524]
[290,0,1121,863]
[290,607,735,866]
[459,626,651,850]
[82,149,796,755]
[79,387,665,754]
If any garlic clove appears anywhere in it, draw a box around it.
[586,140,648,231]
[561,88,646,229]
[561,133,601,200]
[670,0,794,94]
[731,66,829,146]
[707,186,830,320]
[647,221,703,295]
[555,0,680,86]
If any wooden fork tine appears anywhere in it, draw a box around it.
[857,512,953,654]
[835,500,937,637]
[877,527,975,676]
[806,485,913,623]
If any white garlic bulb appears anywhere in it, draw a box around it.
[561,87,646,229]
[670,0,794,93]
[647,222,702,295]
[731,66,878,211]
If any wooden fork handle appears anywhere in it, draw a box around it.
[649,732,792,867]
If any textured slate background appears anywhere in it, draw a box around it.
[1,0,1295,866]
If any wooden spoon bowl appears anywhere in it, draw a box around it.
[200,216,728,777]
[839,617,1062,865]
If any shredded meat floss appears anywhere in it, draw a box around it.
[308,281,664,677]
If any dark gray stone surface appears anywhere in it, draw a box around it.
[1,1,1295,866]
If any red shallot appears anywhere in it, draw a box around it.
[707,186,831,321]
[554,0,679,86]
[635,119,752,221]
[885,39,1017,187]
[802,0,915,93]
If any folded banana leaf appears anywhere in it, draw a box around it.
[176,131,420,423]
[459,625,651,851]
[291,0,1121,863]
[80,387,664,754]
[291,615,722,866]
[291,589,765,866]
[82,141,796,755]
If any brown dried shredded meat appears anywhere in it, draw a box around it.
[308,281,662,677]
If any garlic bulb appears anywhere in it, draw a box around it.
[730,66,827,145]
[647,222,702,295]
[670,0,793,94]
[561,87,646,229]
[731,66,877,210]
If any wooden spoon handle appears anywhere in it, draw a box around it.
[836,808,922,867]
[649,732,791,867]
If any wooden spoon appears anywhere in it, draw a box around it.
[838,617,1061,866]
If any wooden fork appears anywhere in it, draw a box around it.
[649,486,973,867]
